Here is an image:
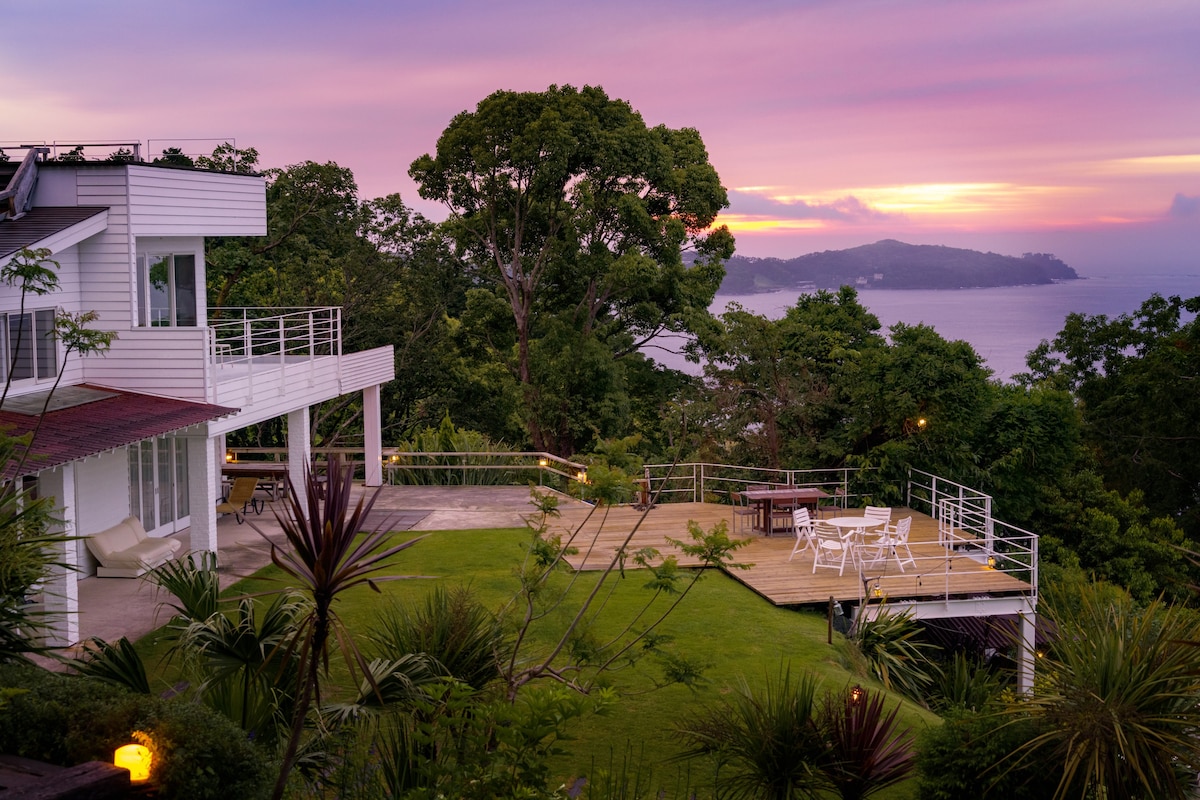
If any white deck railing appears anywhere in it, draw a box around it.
[208,307,341,365]
[641,462,855,506]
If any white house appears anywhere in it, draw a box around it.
[0,145,395,646]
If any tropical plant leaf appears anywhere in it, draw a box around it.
[70,636,151,694]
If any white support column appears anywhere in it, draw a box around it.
[188,434,219,554]
[215,433,227,476]
[39,465,79,648]
[287,407,312,511]
[1018,609,1038,694]
[363,384,383,487]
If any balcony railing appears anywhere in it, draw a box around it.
[208,307,341,366]
[641,462,857,506]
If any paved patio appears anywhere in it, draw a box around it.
[60,485,562,653]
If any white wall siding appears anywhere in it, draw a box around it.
[128,167,266,237]
[46,246,84,312]
[83,328,210,400]
[75,169,135,329]
[72,449,132,575]
[339,346,396,393]
[30,168,79,207]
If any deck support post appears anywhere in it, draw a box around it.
[39,464,79,647]
[188,435,219,554]
[287,406,312,512]
[1017,609,1037,694]
[363,384,383,487]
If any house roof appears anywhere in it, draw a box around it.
[1,385,238,479]
[0,206,108,260]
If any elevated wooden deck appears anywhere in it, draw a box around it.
[554,501,1033,607]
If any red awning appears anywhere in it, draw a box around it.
[1,385,238,479]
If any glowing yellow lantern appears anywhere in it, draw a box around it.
[225,451,234,463]
[114,743,152,782]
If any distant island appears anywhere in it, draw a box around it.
[716,240,1080,295]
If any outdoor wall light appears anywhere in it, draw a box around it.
[225,451,234,463]
[539,458,548,467]
[114,743,152,782]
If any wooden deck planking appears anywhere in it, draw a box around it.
[554,502,1032,607]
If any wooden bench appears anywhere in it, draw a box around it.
[84,516,182,578]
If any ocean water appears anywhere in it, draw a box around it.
[652,271,1200,382]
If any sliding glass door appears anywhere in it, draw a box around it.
[128,436,190,534]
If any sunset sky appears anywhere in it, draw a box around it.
[5,0,1198,274]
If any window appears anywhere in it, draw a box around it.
[0,309,58,383]
[137,253,197,327]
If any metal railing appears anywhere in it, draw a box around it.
[853,522,1039,612]
[225,447,585,487]
[381,450,586,487]
[208,307,341,366]
[641,462,856,506]
[853,528,1039,606]
[907,467,993,550]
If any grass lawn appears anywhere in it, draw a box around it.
[136,525,940,798]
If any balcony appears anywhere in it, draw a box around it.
[84,307,392,411]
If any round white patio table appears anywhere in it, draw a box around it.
[825,516,886,567]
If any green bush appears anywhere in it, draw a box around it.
[916,708,1053,800]
[0,663,273,800]
[367,584,506,691]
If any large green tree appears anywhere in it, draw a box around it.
[698,287,889,469]
[1023,293,1200,537]
[410,84,734,454]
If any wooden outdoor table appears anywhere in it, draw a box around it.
[740,487,831,536]
[222,462,289,498]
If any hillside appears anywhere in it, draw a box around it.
[718,239,1079,294]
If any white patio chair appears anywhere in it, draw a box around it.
[789,507,816,561]
[729,490,757,534]
[864,505,892,525]
[812,521,853,576]
[874,516,916,572]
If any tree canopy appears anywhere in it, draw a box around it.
[1023,293,1200,538]
[410,84,734,454]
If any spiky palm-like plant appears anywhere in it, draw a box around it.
[849,606,938,701]
[677,668,827,800]
[253,457,424,800]
[1007,584,1200,800]
[367,585,506,691]
[817,686,915,800]
[181,593,304,740]
[150,551,221,624]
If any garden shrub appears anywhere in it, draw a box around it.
[916,708,1053,800]
[0,663,272,800]
[368,584,506,690]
